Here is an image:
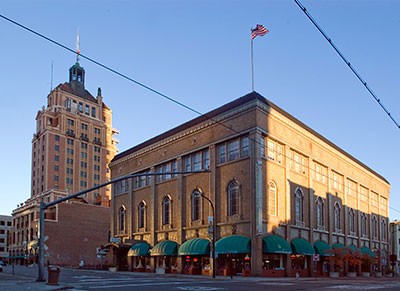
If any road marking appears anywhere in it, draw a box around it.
[259,282,294,286]
[176,287,225,290]
[88,281,190,289]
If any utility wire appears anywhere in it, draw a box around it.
[0,13,397,217]
[294,0,400,130]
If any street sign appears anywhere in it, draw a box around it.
[313,254,320,262]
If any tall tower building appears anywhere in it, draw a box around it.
[31,61,118,205]
[9,58,118,266]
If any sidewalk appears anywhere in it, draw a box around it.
[0,272,72,291]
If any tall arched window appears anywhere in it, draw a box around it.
[349,208,355,234]
[162,196,171,225]
[372,216,378,239]
[361,213,367,237]
[334,202,341,231]
[295,188,304,222]
[228,180,240,216]
[316,197,324,228]
[118,205,126,232]
[138,201,146,229]
[192,190,201,221]
[268,182,277,216]
[381,219,387,241]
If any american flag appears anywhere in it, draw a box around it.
[251,24,269,39]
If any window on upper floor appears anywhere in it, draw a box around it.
[162,196,171,225]
[334,202,341,231]
[295,188,304,223]
[183,149,209,172]
[349,208,355,234]
[91,107,96,118]
[316,197,324,229]
[372,216,378,239]
[191,190,202,221]
[267,139,283,164]
[118,206,126,232]
[268,182,277,216]
[381,219,387,241]
[228,180,240,216]
[361,213,368,237]
[138,201,146,229]
[85,104,90,115]
[65,98,71,111]
[218,136,250,165]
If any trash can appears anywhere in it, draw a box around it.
[47,266,60,285]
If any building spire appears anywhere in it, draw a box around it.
[76,28,80,63]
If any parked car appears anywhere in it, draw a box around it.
[0,260,6,266]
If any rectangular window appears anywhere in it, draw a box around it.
[94,127,101,135]
[80,171,87,178]
[67,148,74,155]
[67,138,74,145]
[228,140,240,161]
[54,155,59,161]
[78,102,83,112]
[85,104,90,115]
[184,156,191,171]
[55,135,60,141]
[54,165,59,171]
[67,158,73,165]
[81,142,88,149]
[81,161,87,168]
[192,152,202,171]
[66,168,73,175]
[67,118,74,126]
[203,149,210,169]
[241,137,249,157]
[267,140,275,160]
[94,146,101,153]
[81,123,88,131]
[81,152,87,159]
[219,144,226,164]
[91,107,96,117]
[54,145,59,151]
[54,175,59,181]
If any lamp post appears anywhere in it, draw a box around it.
[197,192,216,279]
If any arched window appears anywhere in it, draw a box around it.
[334,202,341,231]
[349,208,355,234]
[268,182,277,216]
[372,216,378,239]
[295,188,304,222]
[138,201,146,229]
[191,190,201,221]
[118,205,126,232]
[361,213,367,237]
[381,219,387,241]
[162,196,171,225]
[228,180,240,216]
[316,197,324,228]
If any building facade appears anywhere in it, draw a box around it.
[109,92,390,276]
[9,60,118,267]
[0,215,12,262]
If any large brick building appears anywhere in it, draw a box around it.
[9,59,117,267]
[109,92,389,276]
[0,215,12,262]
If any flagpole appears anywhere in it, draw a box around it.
[251,33,254,92]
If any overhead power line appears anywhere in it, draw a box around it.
[294,0,400,130]
[1,13,397,217]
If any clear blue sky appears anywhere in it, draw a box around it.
[1,1,400,219]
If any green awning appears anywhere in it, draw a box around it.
[150,240,178,256]
[9,255,25,259]
[360,246,376,258]
[128,242,151,257]
[332,243,347,255]
[262,235,292,254]
[314,240,332,256]
[216,235,251,254]
[178,238,210,256]
[291,238,315,256]
[348,244,358,254]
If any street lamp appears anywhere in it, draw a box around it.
[196,192,216,279]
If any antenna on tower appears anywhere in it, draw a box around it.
[76,28,80,63]
[50,60,54,92]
